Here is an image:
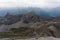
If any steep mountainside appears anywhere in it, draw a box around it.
[0,12,60,38]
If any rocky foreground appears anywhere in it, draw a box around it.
[0,37,60,40]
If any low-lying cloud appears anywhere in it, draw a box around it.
[0,0,60,8]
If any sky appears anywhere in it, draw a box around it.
[0,0,60,8]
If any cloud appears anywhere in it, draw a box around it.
[0,0,47,8]
[45,0,60,8]
[0,0,60,8]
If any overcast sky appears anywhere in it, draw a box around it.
[0,0,60,8]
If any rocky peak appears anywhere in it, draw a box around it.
[21,12,40,23]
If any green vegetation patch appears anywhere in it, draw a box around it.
[0,27,33,38]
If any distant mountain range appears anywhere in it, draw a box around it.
[0,7,60,17]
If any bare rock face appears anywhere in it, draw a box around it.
[0,37,60,40]
[21,12,40,23]
[0,12,41,32]
[48,23,60,38]
[38,22,60,38]
[0,12,60,38]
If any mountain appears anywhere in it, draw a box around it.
[48,7,60,17]
[0,12,60,38]
[0,7,54,17]
[0,12,49,32]
[0,7,60,18]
